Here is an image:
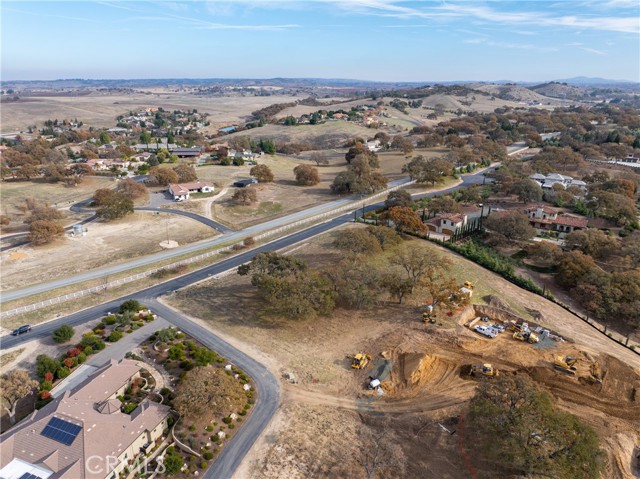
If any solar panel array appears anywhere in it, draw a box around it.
[40,417,82,446]
[19,473,43,479]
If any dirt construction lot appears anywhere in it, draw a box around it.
[168,226,640,479]
[0,212,216,291]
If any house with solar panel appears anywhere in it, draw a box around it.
[0,359,171,479]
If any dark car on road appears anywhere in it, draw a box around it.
[11,325,31,336]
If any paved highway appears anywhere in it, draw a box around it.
[0,178,413,302]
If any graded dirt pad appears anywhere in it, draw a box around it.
[168,230,640,479]
[0,212,216,291]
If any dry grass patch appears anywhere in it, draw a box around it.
[0,212,217,291]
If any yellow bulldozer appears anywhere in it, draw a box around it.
[351,353,372,369]
[513,331,539,344]
[470,363,499,377]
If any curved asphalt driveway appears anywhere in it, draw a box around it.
[135,207,233,233]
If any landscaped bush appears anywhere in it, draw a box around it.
[103,315,117,325]
[83,346,93,355]
[66,348,81,357]
[52,325,75,344]
[175,332,185,339]
[36,355,60,379]
[203,452,213,460]
[44,372,54,382]
[199,461,208,469]
[206,425,214,432]
[40,380,53,391]
[40,391,52,400]
[107,330,124,342]
[63,358,75,368]
[222,417,232,424]
[210,434,219,442]
[56,367,71,379]
[122,402,137,414]
[77,353,87,363]
[119,299,143,313]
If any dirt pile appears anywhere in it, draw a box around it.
[526,353,640,421]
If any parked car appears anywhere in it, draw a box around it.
[474,325,497,338]
[11,325,32,336]
[490,324,505,333]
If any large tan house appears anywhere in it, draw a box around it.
[0,359,171,479]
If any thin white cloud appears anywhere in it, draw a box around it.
[120,14,298,31]
[580,47,606,55]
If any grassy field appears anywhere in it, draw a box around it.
[0,212,216,291]
[0,177,114,218]
[0,92,307,132]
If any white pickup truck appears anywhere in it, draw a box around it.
[474,325,498,338]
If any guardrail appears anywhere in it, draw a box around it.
[0,180,415,319]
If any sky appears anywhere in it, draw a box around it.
[1,0,639,83]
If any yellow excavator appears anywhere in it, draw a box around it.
[554,355,579,374]
[513,331,540,343]
[470,363,499,377]
[351,353,372,369]
[554,355,604,384]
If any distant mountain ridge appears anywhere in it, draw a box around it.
[3,76,637,90]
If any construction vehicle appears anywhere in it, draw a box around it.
[470,363,499,377]
[554,356,604,384]
[554,355,580,374]
[513,330,539,343]
[351,353,372,369]
[422,311,436,324]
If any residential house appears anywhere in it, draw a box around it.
[525,205,588,238]
[168,180,214,201]
[0,359,171,479]
[426,213,468,235]
[625,152,640,163]
[529,173,587,191]
[170,147,201,158]
[365,139,382,152]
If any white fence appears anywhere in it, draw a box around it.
[1,180,415,319]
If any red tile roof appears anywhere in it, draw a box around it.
[554,215,588,228]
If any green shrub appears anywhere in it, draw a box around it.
[206,425,214,432]
[119,299,142,313]
[175,332,185,339]
[94,340,106,350]
[122,403,137,414]
[40,380,53,391]
[36,355,61,379]
[103,315,117,325]
[239,410,247,416]
[52,325,75,344]
[56,367,71,379]
[228,424,235,429]
[199,461,208,469]
[83,346,93,356]
[244,403,251,410]
[222,417,232,424]
[107,330,124,342]
[203,452,213,460]
[211,434,219,442]
[77,353,87,363]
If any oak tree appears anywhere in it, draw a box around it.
[0,370,39,425]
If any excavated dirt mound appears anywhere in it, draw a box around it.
[526,354,640,421]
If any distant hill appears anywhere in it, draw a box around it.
[468,83,554,104]
[553,76,637,86]
[528,81,589,100]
